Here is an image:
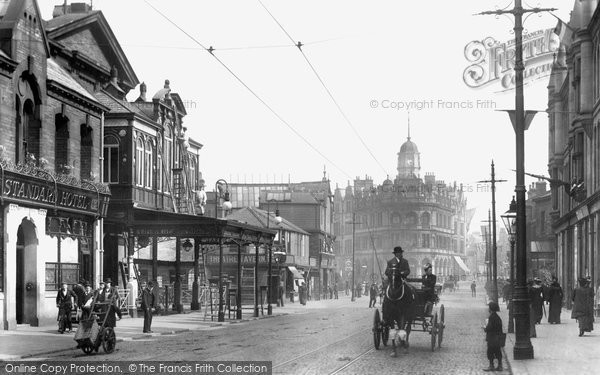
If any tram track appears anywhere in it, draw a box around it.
[272,327,371,370]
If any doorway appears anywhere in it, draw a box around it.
[16,226,24,324]
[15,219,37,325]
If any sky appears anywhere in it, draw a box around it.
[39,1,573,231]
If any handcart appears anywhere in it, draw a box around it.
[74,297,117,355]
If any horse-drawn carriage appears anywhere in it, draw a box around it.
[373,274,445,355]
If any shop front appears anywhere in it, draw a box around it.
[0,163,110,329]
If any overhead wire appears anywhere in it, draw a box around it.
[257,0,389,177]
[142,0,352,179]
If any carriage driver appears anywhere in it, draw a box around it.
[385,246,411,281]
[422,263,437,315]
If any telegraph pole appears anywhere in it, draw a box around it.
[476,0,556,360]
[479,160,506,303]
[346,212,361,302]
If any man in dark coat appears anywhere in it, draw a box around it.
[385,246,410,281]
[142,281,155,333]
[421,263,437,315]
[483,301,504,371]
[55,282,77,333]
[547,276,563,324]
[471,280,477,297]
[572,277,595,336]
[96,278,121,328]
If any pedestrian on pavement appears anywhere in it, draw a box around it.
[369,283,378,308]
[572,277,595,336]
[81,283,96,320]
[329,285,333,299]
[471,280,477,298]
[333,284,338,299]
[73,278,86,321]
[142,281,155,333]
[547,276,563,324]
[483,301,504,372]
[530,278,544,324]
[97,278,122,328]
[502,282,511,304]
[55,282,77,334]
[345,280,349,296]
[277,282,285,307]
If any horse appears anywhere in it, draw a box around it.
[382,269,415,357]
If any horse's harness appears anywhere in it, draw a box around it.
[385,278,407,301]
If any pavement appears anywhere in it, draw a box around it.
[0,298,329,361]
[495,299,600,375]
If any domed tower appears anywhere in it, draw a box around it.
[397,121,420,179]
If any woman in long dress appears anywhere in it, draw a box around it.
[572,277,595,336]
[547,278,563,324]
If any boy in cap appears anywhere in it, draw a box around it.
[483,301,504,371]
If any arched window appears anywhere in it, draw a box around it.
[80,124,93,180]
[103,135,119,183]
[55,114,69,173]
[157,138,163,192]
[22,99,40,162]
[136,137,144,186]
[145,139,153,188]
[421,212,431,228]
[188,155,196,191]
[164,126,173,194]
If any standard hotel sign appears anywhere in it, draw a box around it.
[463,28,559,90]
[2,173,108,215]
[206,254,268,264]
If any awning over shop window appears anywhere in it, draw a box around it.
[288,266,304,279]
[453,256,470,273]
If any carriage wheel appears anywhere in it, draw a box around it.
[373,310,382,350]
[438,305,445,348]
[81,343,94,355]
[431,313,438,352]
[102,327,116,354]
[382,325,390,346]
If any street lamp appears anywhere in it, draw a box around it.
[501,197,517,334]
[215,179,232,322]
[266,199,282,316]
[182,238,193,253]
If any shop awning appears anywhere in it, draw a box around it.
[288,266,304,279]
[453,256,470,273]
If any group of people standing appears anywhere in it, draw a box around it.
[55,278,122,334]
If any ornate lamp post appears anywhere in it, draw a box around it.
[266,200,282,315]
[501,197,517,334]
[215,179,232,322]
[476,1,557,359]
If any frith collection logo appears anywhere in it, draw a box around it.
[463,29,559,90]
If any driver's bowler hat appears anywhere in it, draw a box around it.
[393,246,403,254]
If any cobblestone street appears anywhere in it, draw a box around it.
[40,284,503,375]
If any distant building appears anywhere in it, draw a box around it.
[218,175,336,300]
[333,131,470,286]
[526,181,555,279]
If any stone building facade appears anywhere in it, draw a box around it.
[333,133,470,287]
[547,0,600,305]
